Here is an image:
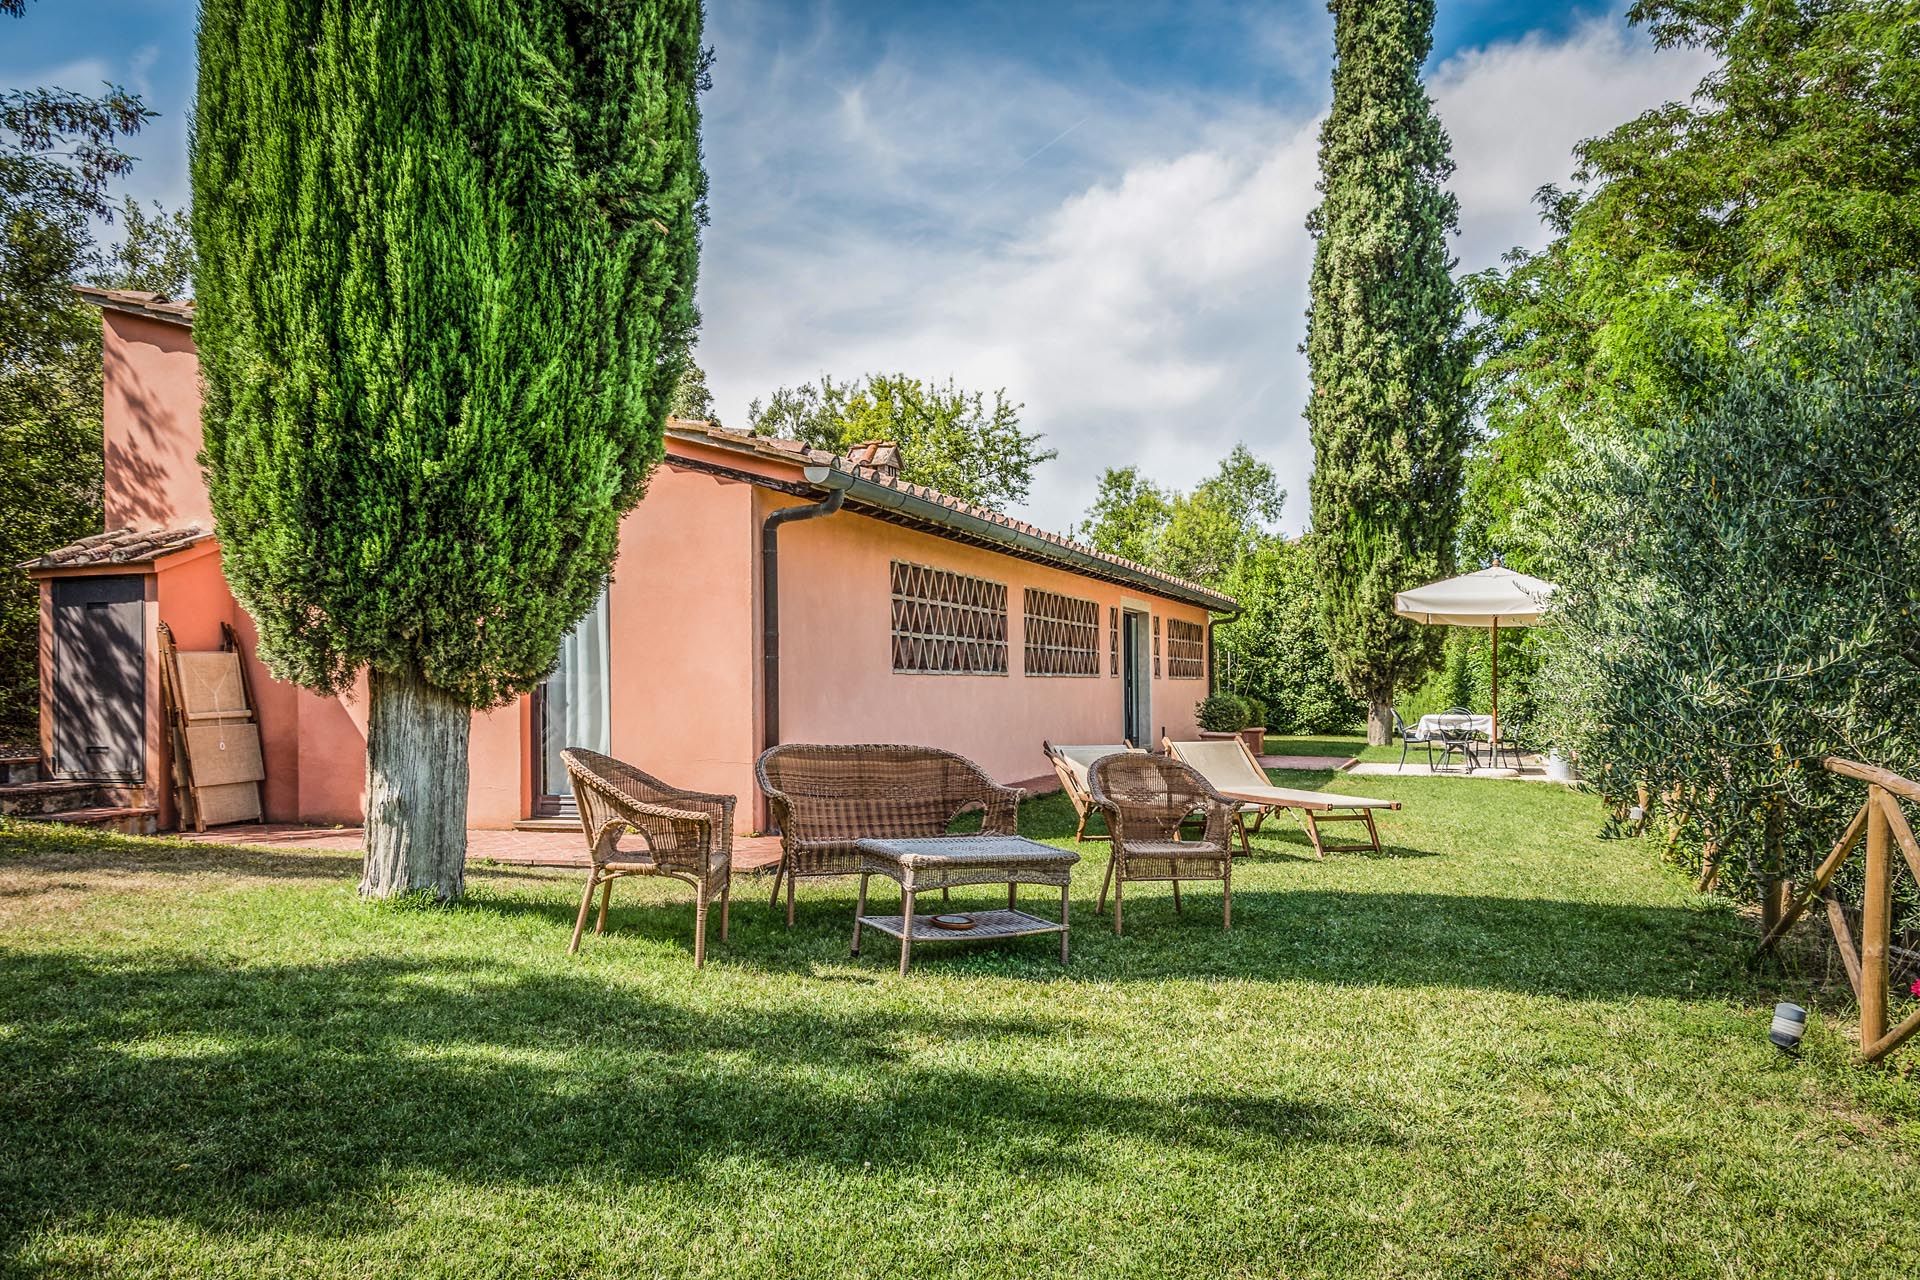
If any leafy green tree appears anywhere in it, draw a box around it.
[101,197,195,297]
[1303,0,1468,744]
[1466,0,1920,565]
[1078,447,1352,731]
[1158,446,1285,587]
[1541,279,1920,902]
[748,373,1053,511]
[1079,446,1282,586]
[0,0,152,745]
[194,0,709,900]
[1076,467,1171,565]
[670,356,719,425]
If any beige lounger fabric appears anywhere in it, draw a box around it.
[1044,743,1144,843]
[1164,738,1399,857]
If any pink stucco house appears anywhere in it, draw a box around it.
[24,288,1234,835]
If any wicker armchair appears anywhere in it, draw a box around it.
[756,743,1022,925]
[561,749,734,967]
[1087,752,1235,935]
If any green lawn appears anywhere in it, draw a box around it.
[1262,732,1370,758]
[4,761,1918,1278]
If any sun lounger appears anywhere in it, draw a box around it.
[1163,737,1401,857]
[1042,741,1145,843]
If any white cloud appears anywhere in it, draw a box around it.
[695,9,1718,535]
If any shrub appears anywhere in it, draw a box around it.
[1238,693,1269,728]
[1196,693,1251,733]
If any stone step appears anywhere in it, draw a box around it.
[30,806,160,837]
[0,779,99,818]
[512,817,578,833]
[0,754,40,786]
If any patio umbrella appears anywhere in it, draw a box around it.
[1393,563,1557,750]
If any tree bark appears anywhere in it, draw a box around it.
[1366,698,1392,746]
[361,664,469,901]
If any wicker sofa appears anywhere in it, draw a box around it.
[755,743,1023,925]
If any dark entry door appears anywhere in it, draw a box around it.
[1122,612,1143,745]
[52,575,146,780]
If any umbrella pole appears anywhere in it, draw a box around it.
[1490,619,1500,750]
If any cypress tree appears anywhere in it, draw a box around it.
[192,0,708,899]
[1303,0,1468,745]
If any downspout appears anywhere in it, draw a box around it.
[761,466,852,753]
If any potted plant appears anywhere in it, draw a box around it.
[1196,693,1249,742]
[1236,694,1268,758]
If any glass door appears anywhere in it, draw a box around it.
[534,589,611,817]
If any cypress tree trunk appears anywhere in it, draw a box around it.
[361,666,469,901]
[1366,698,1393,747]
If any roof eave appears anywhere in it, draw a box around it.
[830,468,1235,612]
[74,285,195,327]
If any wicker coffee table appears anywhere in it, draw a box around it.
[851,835,1080,974]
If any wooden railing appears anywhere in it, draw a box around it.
[1757,758,1920,1063]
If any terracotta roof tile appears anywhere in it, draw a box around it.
[22,524,212,571]
[73,286,196,325]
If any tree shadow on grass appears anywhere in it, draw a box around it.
[460,876,1746,1006]
[0,952,1384,1246]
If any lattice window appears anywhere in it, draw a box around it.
[1152,616,1161,678]
[1167,618,1206,680]
[891,561,1008,674]
[1109,607,1119,677]
[1024,589,1100,676]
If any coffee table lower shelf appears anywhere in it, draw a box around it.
[853,907,1069,969]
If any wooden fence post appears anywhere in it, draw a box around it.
[1861,785,1892,1049]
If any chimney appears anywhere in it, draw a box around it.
[844,440,902,482]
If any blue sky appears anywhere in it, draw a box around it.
[4,1,1711,534]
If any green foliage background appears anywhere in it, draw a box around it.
[1079,448,1360,734]
[192,0,708,708]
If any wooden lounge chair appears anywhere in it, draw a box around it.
[1162,736,1401,858]
[1087,752,1234,935]
[756,743,1022,925]
[1042,740,1143,842]
[560,749,734,967]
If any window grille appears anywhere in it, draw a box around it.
[1167,618,1206,680]
[1024,589,1100,676]
[890,561,1008,674]
[1109,607,1119,677]
[1152,616,1161,678]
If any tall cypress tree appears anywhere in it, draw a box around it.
[193,0,708,899]
[1303,0,1467,744]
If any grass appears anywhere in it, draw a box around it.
[4,744,1919,1278]
[1262,733,1367,759]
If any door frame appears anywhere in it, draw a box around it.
[529,683,573,819]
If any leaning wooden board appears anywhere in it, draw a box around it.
[157,624,265,830]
